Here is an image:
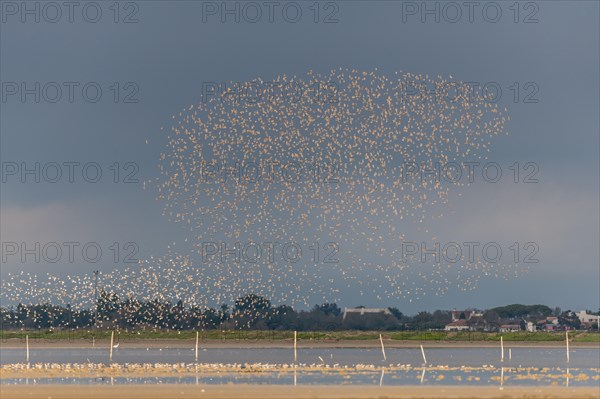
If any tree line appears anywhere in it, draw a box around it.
[1,292,597,331]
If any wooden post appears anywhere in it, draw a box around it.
[566,331,570,363]
[500,336,504,362]
[26,335,29,364]
[379,334,387,361]
[294,331,297,362]
[110,331,114,362]
[195,331,199,363]
[420,345,427,364]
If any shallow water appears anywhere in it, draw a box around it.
[1,368,599,387]
[1,347,599,368]
[1,347,599,387]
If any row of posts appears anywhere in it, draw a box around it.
[21,331,573,365]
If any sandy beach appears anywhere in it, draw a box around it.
[1,385,599,399]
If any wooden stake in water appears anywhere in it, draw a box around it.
[92,336,95,348]
[566,331,570,363]
[294,331,297,362]
[509,348,512,360]
[379,334,387,361]
[500,336,504,362]
[195,331,199,363]
[26,335,29,364]
[109,331,114,362]
[420,345,427,365]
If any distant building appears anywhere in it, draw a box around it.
[535,316,569,331]
[342,307,396,330]
[526,321,536,332]
[540,323,557,331]
[451,310,473,321]
[342,307,391,319]
[444,320,470,331]
[499,324,521,332]
[576,310,598,326]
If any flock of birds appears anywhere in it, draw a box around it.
[2,68,527,314]
[3,362,596,387]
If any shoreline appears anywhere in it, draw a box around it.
[1,338,599,349]
[1,385,599,399]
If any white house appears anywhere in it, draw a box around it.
[499,324,521,332]
[526,321,536,332]
[576,310,598,325]
[444,320,469,331]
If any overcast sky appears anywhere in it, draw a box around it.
[1,1,598,312]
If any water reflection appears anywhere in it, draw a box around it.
[2,367,598,387]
